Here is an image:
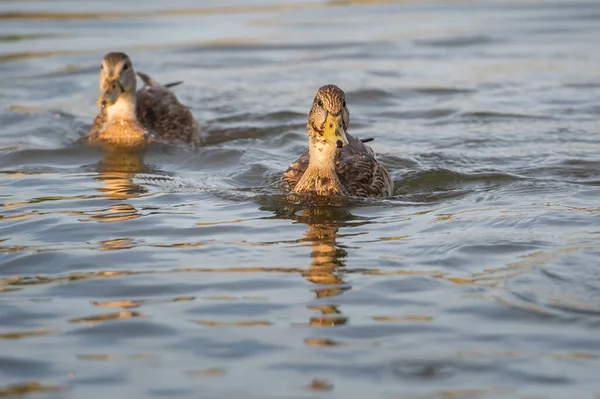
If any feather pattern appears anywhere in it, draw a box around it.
[281,84,393,198]
[86,52,200,147]
[135,71,201,146]
[281,133,393,197]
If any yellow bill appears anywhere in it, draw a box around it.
[323,113,349,148]
[96,80,122,108]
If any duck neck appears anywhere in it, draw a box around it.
[307,135,338,175]
[294,131,344,195]
[106,92,137,124]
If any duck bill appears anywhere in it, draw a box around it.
[96,80,122,108]
[323,113,349,148]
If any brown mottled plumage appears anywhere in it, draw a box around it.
[86,52,201,148]
[281,84,393,197]
[135,71,201,146]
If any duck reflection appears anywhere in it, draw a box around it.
[267,204,362,328]
[298,207,350,327]
[96,147,147,199]
[90,147,148,223]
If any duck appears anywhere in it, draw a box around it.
[86,52,201,148]
[280,84,393,197]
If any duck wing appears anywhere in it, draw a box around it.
[88,108,107,139]
[335,134,393,197]
[135,71,201,146]
[280,149,310,192]
[280,134,389,195]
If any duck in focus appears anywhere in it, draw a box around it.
[281,84,393,197]
[86,52,201,148]
[86,52,148,148]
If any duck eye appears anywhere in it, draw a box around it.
[123,64,129,71]
[317,99,323,107]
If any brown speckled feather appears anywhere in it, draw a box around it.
[87,120,149,149]
[88,80,181,133]
[135,72,201,146]
[88,108,108,139]
[89,75,200,146]
[281,134,393,197]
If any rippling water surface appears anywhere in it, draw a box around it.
[2,0,600,398]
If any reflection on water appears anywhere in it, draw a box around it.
[0,382,70,397]
[95,148,147,200]
[260,203,356,328]
[2,0,600,397]
[306,378,334,392]
[69,311,143,326]
[84,148,148,224]
[299,207,350,328]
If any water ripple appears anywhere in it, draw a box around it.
[2,1,600,398]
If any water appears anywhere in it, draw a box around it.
[1,0,600,397]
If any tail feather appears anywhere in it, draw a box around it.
[137,71,184,88]
[360,137,374,143]
[165,81,184,88]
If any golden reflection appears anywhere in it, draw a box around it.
[0,328,56,340]
[69,311,142,326]
[187,368,226,377]
[95,148,146,200]
[90,296,195,309]
[297,207,352,328]
[304,338,341,347]
[91,299,141,308]
[0,245,30,254]
[99,238,136,251]
[305,378,333,392]
[264,206,355,328]
[0,382,70,397]
[0,212,46,221]
[78,147,148,223]
[304,337,379,348]
[152,241,205,249]
[77,353,156,361]
[0,0,449,24]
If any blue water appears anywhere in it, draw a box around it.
[1,1,600,398]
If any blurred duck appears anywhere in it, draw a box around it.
[281,84,393,197]
[86,52,200,148]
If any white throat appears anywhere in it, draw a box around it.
[307,137,338,172]
[106,93,136,123]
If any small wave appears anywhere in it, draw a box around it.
[411,87,475,96]
[212,111,304,124]
[415,35,499,48]
[394,168,522,202]
[0,110,87,148]
[348,87,473,106]
[503,247,600,322]
[457,111,554,122]
[379,109,458,120]
[346,88,395,101]
[0,146,102,170]
[0,33,67,43]
[522,159,600,184]
[562,82,600,89]
[0,3,319,21]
